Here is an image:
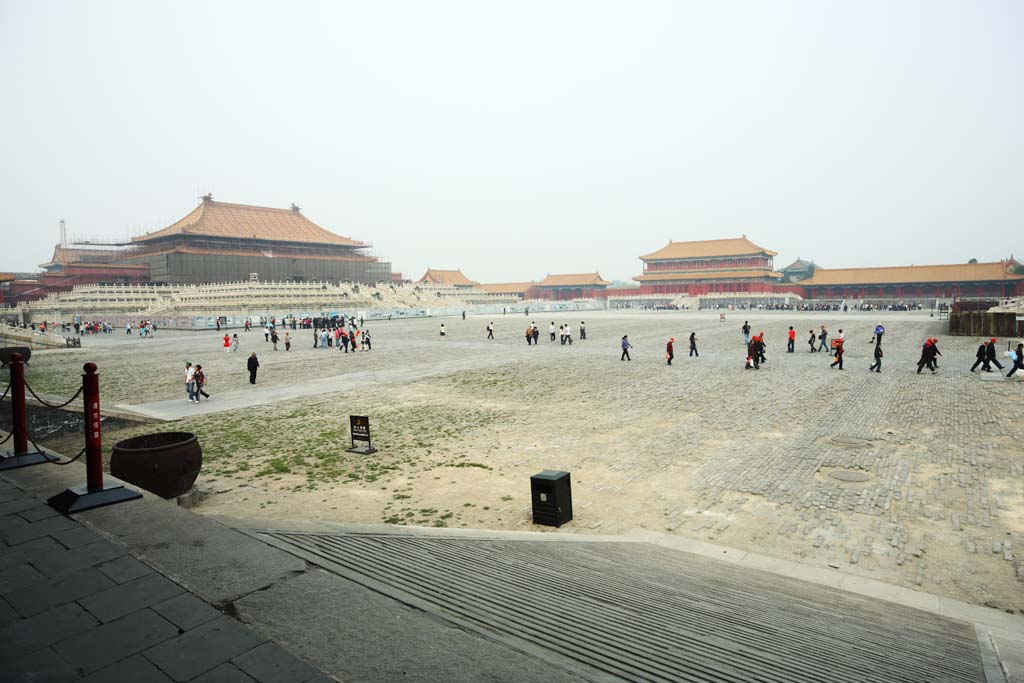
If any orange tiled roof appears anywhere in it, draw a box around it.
[417,269,478,286]
[479,282,537,294]
[133,198,365,247]
[0,273,15,283]
[640,236,777,260]
[635,270,783,282]
[39,245,127,269]
[130,245,376,263]
[799,261,1024,286]
[537,273,611,287]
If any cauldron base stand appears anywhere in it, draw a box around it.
[0,449,58,471]
[48,482,142,515]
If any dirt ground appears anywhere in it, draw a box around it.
[26,310,1024,612]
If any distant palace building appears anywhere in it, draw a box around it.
[634,236,783,295]
[535,273,610,300]
[798,260,1024,300]
[416,269,478,289]
[121,195,390,285]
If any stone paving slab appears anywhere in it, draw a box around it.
[0,476,335,683]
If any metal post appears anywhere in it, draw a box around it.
[82,362,103,491]
[0,352,53,470]
[10,352,28,455]
[48,362,141,515]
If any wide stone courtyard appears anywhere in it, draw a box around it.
[23,310,1024,613]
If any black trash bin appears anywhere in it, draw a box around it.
[531,470,572,527]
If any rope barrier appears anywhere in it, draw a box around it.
[23,382,84,409]
[24,429,85,466]
[0,381,9,403]
[0,431,11,446]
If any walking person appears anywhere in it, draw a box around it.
[872,323,885,346]
[869,344,882,373]
[223,334,231,353]
[621,335,632,361]
[580,322,587,340]
[487,322,494,340]
[666,337,674,365]
[363,330,371,351]
[746,338,759,369]
[271,329,279,351]
[1006,343,1024,378]
[550,322,556,342]
[284,331,291,351]
[830,339,844,370]
[916,340,937,374]
[247,352,260,384]
[525,325,533,345]
[195,364,210,401]
[559,325,566,345]
[689,332,698,357]
[808,329,817,352]
[231,334,239,352]
[264,325,270,342]
[531,324,539,345]
[929,338,942,370]
[184,362,197,402]
[985,338,1004,372]
[565,323,573,345]
[787,326,795,353]
[971,341,988,372]
[818,326,829,352]
[742,321,751,346]
[439,323,446,338]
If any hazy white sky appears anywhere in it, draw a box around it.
[1,1,1021,282]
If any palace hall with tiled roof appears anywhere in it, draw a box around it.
[635,236,784,295]
[798,260,1024,300]
[120,195,391,285]
[417,269,478,288]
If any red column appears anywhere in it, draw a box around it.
[9,353,28,455]
[82,362,104,491]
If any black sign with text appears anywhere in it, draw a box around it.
[347,415,376,454]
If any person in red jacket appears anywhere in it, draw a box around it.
[222,334,231,353]
[666,338,675,365]
[787,326,796,353]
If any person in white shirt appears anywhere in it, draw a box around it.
[564,323,573,345]
[185,362,197,402]
[549,323,556,342]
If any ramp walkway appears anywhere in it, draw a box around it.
[257,529,989,683]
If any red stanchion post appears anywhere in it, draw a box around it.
[10,352,28,455]
[83,362,103,491]
[0,352,54,470]
[47,362,142,515]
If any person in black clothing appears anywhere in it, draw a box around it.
[754,334,767,365]
[985,338,1004,372]
[930,338,942,370]
[486,322,494,340]
[742,321,751,345]
[970,341,988,372]
[580,322,586,340]
[916,340,937,374]
[1007,343,1024,377]
[689,332,698,357]
[532,325,539,345]
[830,340,844,369]
[666,338,674,365]
[808,330,817,352]
[747,339,759,369]
[247,352,260,384]
[869,344,882,373]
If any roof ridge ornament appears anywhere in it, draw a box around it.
[290,203,301,213]
[201,193,213,203]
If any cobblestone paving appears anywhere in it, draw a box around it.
[27,311,1024,611]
